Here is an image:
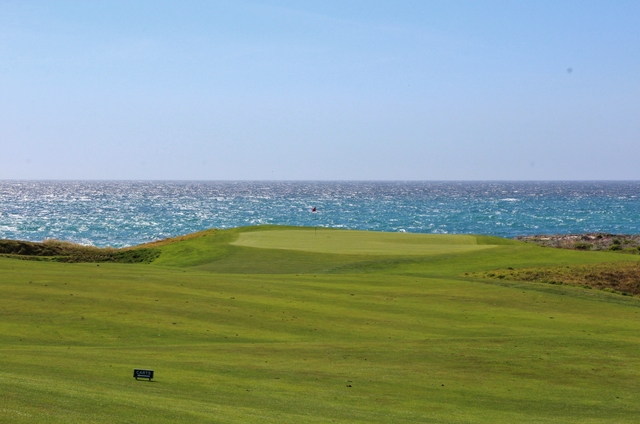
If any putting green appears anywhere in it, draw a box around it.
[232,228,496,255]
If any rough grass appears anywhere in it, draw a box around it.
[0,239,160,263]
[473,261,640,295]
[2,226,640,423]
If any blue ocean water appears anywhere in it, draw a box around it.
[1,181,640,248]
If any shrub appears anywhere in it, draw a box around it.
[574,243,593,250]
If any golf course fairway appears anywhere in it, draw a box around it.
[2,225,640,423]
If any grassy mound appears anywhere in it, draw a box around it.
[2,226,640,423]
[474,261,640,295]
[150,226,523,273]
[0,239,160,263]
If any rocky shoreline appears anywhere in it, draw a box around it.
[515,233,640,253]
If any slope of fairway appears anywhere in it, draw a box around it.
[3,226,640,423]
[150,226,503,272]
[231,228,496,255]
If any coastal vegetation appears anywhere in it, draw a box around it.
[0,239,160,263]
[474,261,640,296]
[516,233,640,254]
[1,226,640,422]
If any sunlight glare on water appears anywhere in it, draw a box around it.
[1,181,640,247]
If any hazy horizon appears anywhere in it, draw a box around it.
[3,179,640,182]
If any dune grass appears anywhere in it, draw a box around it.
[473,261,640,295]
[0,238,160,263]
[2,226,640,422]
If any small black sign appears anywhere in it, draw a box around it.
[133,369,154,380]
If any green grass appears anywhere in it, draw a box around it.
[2,226,640,422]
[232,228,494,255]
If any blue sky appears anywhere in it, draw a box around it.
[1,1,638,180]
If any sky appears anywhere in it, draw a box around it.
[1,1,639,180]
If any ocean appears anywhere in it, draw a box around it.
[1,181,640,247]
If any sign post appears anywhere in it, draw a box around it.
[133,369,154,381]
